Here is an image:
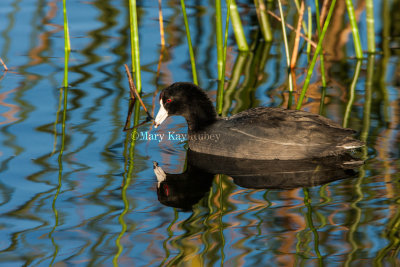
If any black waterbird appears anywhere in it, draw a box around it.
[154,82,363,160]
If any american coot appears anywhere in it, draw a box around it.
[154,82,364,160]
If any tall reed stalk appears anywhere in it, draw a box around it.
[116,3,144,260]
[62,0,70,88]
[63,51,70,89]
[216,0,232,115]
[366,0,376,53]
[306,6,312,60]
[216,0,223,80]
[229,0,249,50]
[158,0,165,48]
[254,0,273,42]
[345,0,363,59]
[128,0,142,94]
[277,0,293,92]
[314,0,326,87]
[293,0,308,36]
[267,10,317,49]
[290,0,304,69]
[296,0,337,110]
[180,0,198,85]
[63,0,71,52]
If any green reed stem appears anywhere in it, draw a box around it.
[127,0,142,134]
[342,60,362,128]
[296,0,336,110]
[216,0,224,80]
[254,0,273,42]
[366,0,376,53]
[63,0,71,52]
[62,0,70,88]
[63,50,70,88]
[217,0,232,115]
[277,0,293,92]
[180,0,198,85]
[287,91,293,109]
[345,0,363,59]
[314,0,326,87]
[306,6,312,61]
[229,0,249,51]
[222,0,231,77]
[129,0,142,93]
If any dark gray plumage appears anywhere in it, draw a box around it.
[155,82,363,160]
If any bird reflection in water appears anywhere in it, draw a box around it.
[153,150,363,210]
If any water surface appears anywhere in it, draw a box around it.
[0,0,399,266]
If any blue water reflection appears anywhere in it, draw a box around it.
[0,0,399,266]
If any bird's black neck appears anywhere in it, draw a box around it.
[185,99,217,132]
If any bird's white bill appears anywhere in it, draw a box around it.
[154,100,168,128]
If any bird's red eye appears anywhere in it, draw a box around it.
[166,98,172,103]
